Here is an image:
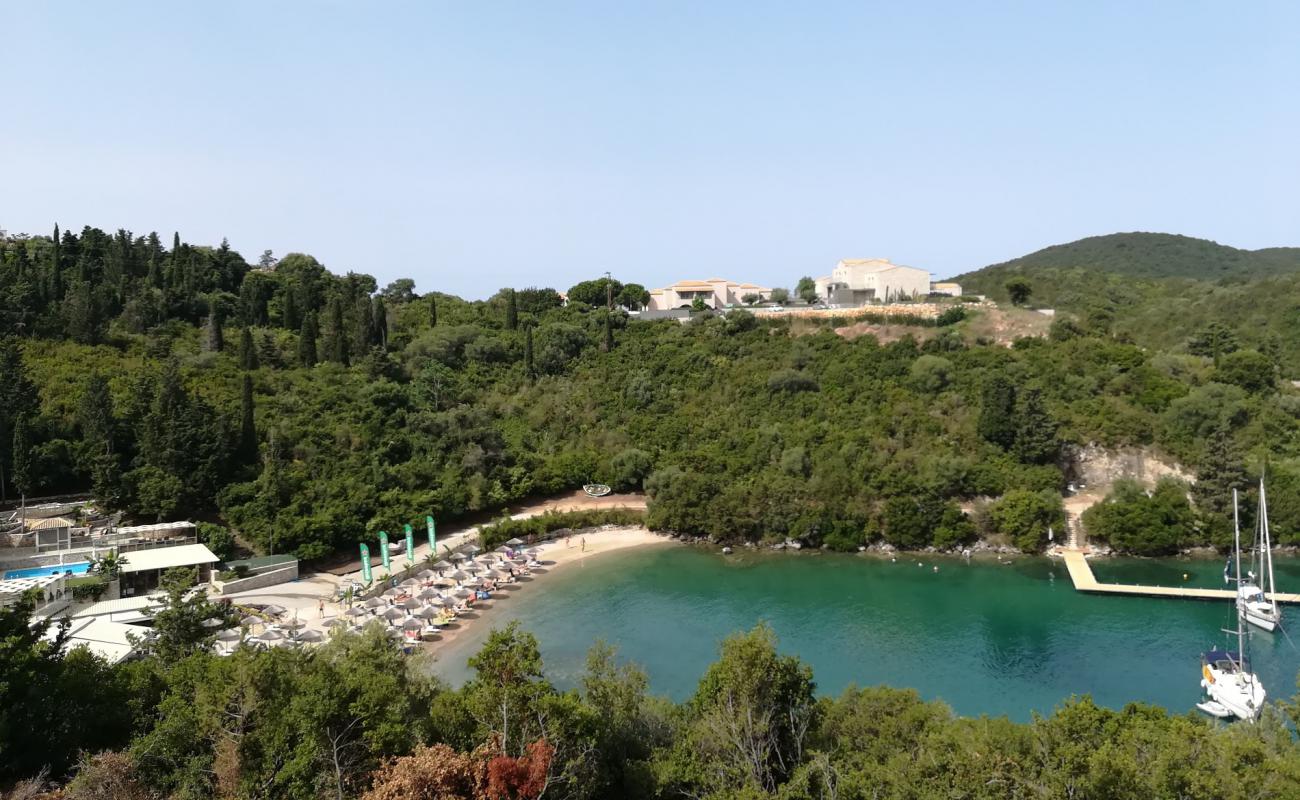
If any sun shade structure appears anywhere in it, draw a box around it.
[261,604,287,616]
[254,629,284,642]
[344,606,369,617]
[416,569,436,579]
[400,578,420,587]
[381,607,405,621]
[294,629,325,643]
[215,628,242,642]
[505,537,525,546]
[119,543,220,573]
[433,560,453,570]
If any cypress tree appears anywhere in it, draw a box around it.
[429,294,438,328]
[1011,388,1059,465]
[238,327,258,370]
[11,415,32,497]
[372,297,388,348]
[206,308,224,352]
[184,253,197,310]
[298,313,318,367]
[282,288,300,331]
[603,310,614,352]
[353,295,374,355]
[524,326,535,377]
[977,374,1017,450]
[49,224,63,301]
[325,296,349,365]
[239,374,257,463]
[506,289,518,331]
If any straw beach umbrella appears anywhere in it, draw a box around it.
[294,629,325,643]
[324,617,349,629]
[262,604,287,617]
[400,577,420,587]
[240,615,262,628]
[398,597,422,610]
[401,617,423,630]
[216,628,242,642]
[416,569,436,579]
[413,605,440,619]
[344,606,368,618]
[381,607,405,622]
[363,597,385,609]
[433,560,453,571]
[505,537,525,547]
[449,552,468,562]
[254,629,284,643]
[281,617,306,631]
[418,587,440,600]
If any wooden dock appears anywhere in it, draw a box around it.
[1059,549,1300,604]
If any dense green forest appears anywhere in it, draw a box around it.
[3,225,1300,559]
[957,233,1300,375]
[4,590,1300,799]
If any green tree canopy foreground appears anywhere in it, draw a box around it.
[12,613,1300,799]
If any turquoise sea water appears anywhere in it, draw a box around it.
[428,546,1300,722]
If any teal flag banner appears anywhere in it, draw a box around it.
[360,543,372,584]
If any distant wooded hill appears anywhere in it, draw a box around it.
[959,232,1300,288]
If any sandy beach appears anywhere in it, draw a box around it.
[420,526,671,659]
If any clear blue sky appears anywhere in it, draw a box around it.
[3,2,1297,297]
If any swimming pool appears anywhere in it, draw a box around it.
[3,562,92,579]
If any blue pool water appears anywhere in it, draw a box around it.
[3,562,91,579]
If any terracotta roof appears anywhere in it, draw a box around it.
[27,516,74,530]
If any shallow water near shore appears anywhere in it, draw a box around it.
[427,546,1300,721]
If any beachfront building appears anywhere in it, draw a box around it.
[813,259,931,305]
[646,278,773,311]
[118,543,220,596]
[930,281,963,297]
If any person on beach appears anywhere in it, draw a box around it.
[581,537,586,552]
[318,599,325,618]
[566,535,572,548]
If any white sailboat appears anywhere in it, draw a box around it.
[1237,478,1281,632]
[1200,489,1267,722]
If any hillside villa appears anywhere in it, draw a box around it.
[647,278,773,311]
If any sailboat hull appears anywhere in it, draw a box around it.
[1239,605,1278,632]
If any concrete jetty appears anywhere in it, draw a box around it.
[1060,549,1300,604]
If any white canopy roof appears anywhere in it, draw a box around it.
[120,544,219,573]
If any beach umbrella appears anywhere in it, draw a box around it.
[413,605,440,619]
[427,595,451,607]
[449,552,468,562]
[448,570,468,581]
[363,597,385,608]
[398,597,422,610]
[344,606,368,618]
[381,607,405,621]
[202,617,225,628]
[216,628,242,642]
[462,563,481,574]
[382,588,402,599]
[281,617,306,630]
[452,588,472,599]
[466,544,482,553]
[254,629,284,642]
[324,617,349,628]
[294,629,325,643]
[240,615,263,627]
[385,626,403,639]
[416,569,436,579]
[401,617,423,630]
[262,604,287,616]
[418,587,440,600]
[400,577,420,587]
[433,560,453,571]
[505,537,525,546]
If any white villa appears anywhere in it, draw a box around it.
[814,259,932,305]
[647,278,773,311]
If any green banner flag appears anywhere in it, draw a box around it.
[404,524,415,565]
[359,543,372,585]
[378,531,390,570]
[426,516,436,553]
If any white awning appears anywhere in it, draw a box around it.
[120,544,219,574]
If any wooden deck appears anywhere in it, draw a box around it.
[1059,549,1300,603]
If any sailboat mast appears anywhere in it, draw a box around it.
[1262,478,1277,612]
[1234,489,1242,591]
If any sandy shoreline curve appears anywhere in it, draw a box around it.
[421,526,672,662]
